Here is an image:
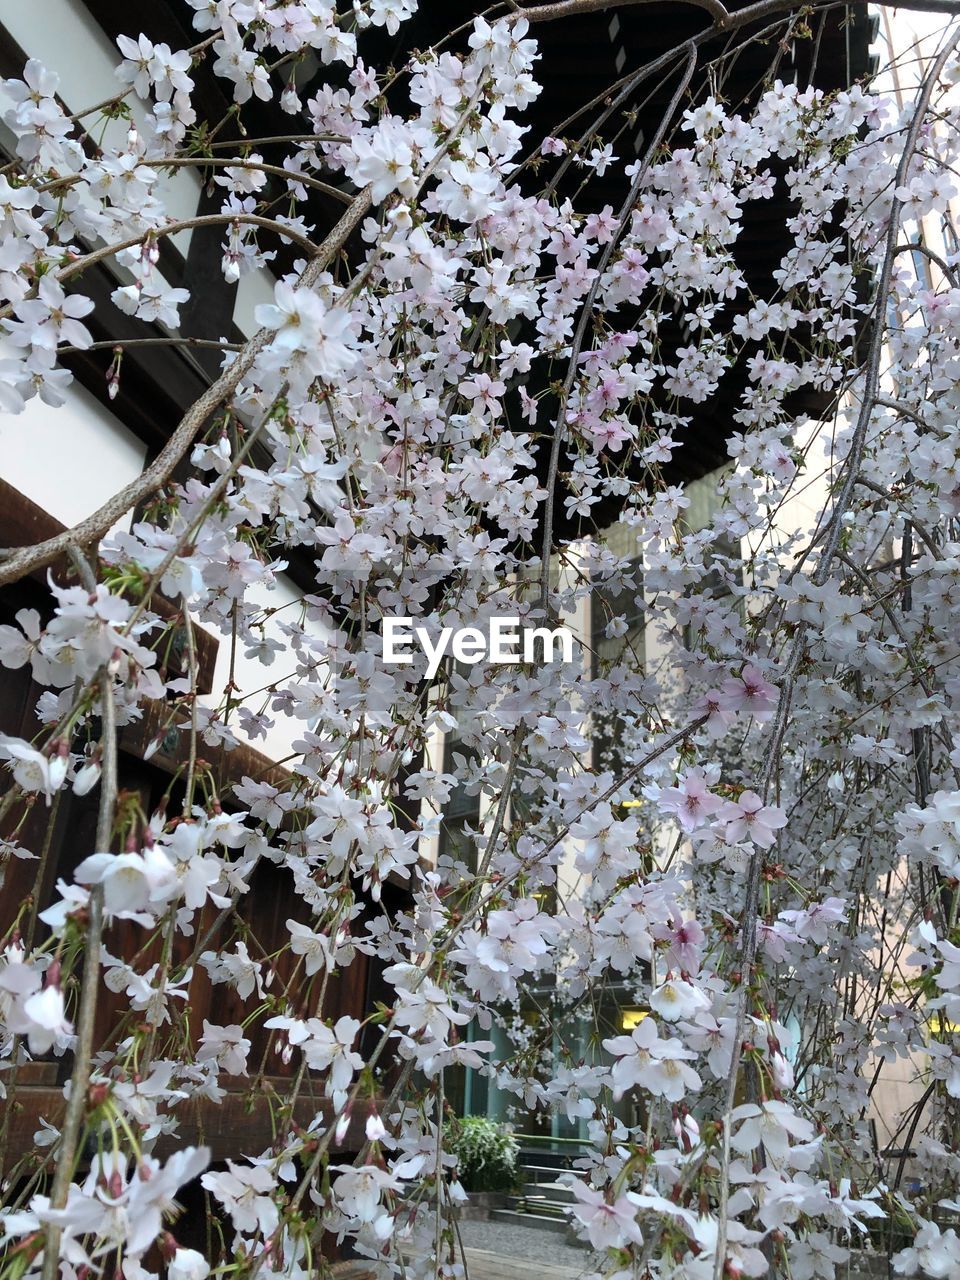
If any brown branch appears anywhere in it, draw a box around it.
[0,211,334,330]
[40,549,115,1280]
[36,156,350,206]
[204,133,344,149]
[56,211,324,282]
[0,186,373,589]
[896,239,960,288]
[520,0,730,26]
[61,337,244,354]
[157,155,352,203]
[518,0,960,26]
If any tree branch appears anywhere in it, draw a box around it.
[518,0,960,32]
[40,549,116,1280]
[520,0,730,23]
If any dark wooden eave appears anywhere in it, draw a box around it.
[3,1,875,553]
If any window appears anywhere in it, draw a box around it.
[590,556,644,776]
[438,732,482,873]
[682,530,742,652]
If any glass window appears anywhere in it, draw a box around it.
[438,733,481,873]
[590,556,644,776]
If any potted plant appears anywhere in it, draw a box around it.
[445,1116,519,1218]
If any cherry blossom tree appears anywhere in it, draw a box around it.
[3,1,960,1278]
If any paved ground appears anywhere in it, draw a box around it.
[459,1249,588,1280]
[457,1220,593,1276]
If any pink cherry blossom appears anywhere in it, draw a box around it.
[718,790,788,848]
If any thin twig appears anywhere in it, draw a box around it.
[539,44,698,609]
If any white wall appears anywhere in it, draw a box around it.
[235,270,277,339]
[1,0,201,251]
[197,574,314,762]
[0,363,146,532]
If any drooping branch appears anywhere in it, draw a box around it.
[518,0,731,25]
[518,0,960,27]
[0,212,329,330]
[39,549,116,1280]
[37,156,353,206]
[710,25,960,1278]
[538,42,698,606]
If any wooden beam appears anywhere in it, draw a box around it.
[4,1083,383,1162]
[119,698,290,790]
[0,480,297,792]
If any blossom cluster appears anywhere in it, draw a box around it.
[0,4,959,1280]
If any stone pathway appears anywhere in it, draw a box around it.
[456,1220,592,1278]
[459,1248,587,1280]
[397,1213,594,1280]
